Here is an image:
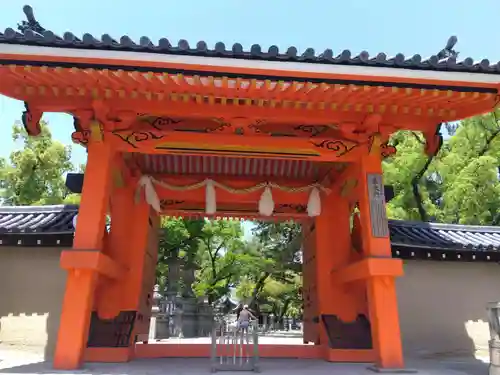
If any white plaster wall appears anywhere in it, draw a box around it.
[0,247,66,358]
[397,260,500,357]
[0,246,499,360]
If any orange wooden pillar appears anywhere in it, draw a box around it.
[315,191,359,359]
[95,181,135,322]
[53,140,114,370]
[124,201,160,343]
[85,168,160,363]
[87,178,136,363]
[301,221,319,345]
[314,195,335,352]
[357,149,405,370]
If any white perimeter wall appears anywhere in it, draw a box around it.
[397,259,499,357]
[0,247,66,358]
[0,248,499,359]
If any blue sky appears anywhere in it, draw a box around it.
[1,0,500,167]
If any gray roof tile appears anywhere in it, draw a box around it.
[389,220,500,252]
[0,205,77,234]
[1,205,500,254]
[2,6,500,75]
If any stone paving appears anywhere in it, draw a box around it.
[0,351,491,375]
[0,357,492,375]
[0,340,491,375]
[149,334,309,345]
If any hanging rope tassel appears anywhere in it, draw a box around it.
[307,187,321,217]
[205,179,217,214]
[137,175,162,213]
[259,186,275,216]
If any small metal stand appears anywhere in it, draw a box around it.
[211,319,260,372]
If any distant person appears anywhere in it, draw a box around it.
[233,303,244,320]
[237,305,256,334]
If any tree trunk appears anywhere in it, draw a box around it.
[249,272,270,309]
[278,299,291,320]
[477,129,500,157]
[492,213,500,226]
[411,154,434,222]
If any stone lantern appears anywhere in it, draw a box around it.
[147,285,162,341]
[152,284,162,315]
[487,302,500,375]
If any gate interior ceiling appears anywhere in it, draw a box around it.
[1,4,500,372]
[126,152,344,219]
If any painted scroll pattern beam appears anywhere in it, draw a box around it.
[71,123,395,163]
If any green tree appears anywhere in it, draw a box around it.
[156,218,205,293]
[195,219,246,304]
[435,112,500,224]
[235,221,302,312]
[237,275,302,319]
[383,131,439,221]
[0,157,6,193]
[157,218,246,304]
[383,110,500,225]
[0,122,74,205]
[260,276,302,318]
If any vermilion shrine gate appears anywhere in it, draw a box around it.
[1,5,500,372]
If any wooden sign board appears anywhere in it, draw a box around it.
[367,173,389,238]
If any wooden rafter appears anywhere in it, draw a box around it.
[0,65,496,125]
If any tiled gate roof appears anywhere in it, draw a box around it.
[2,29,499,75]
[1,6,499,74]
[1,205,500,262]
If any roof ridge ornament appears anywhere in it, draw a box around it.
[17,5,45,36]
[437,36,459,60]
